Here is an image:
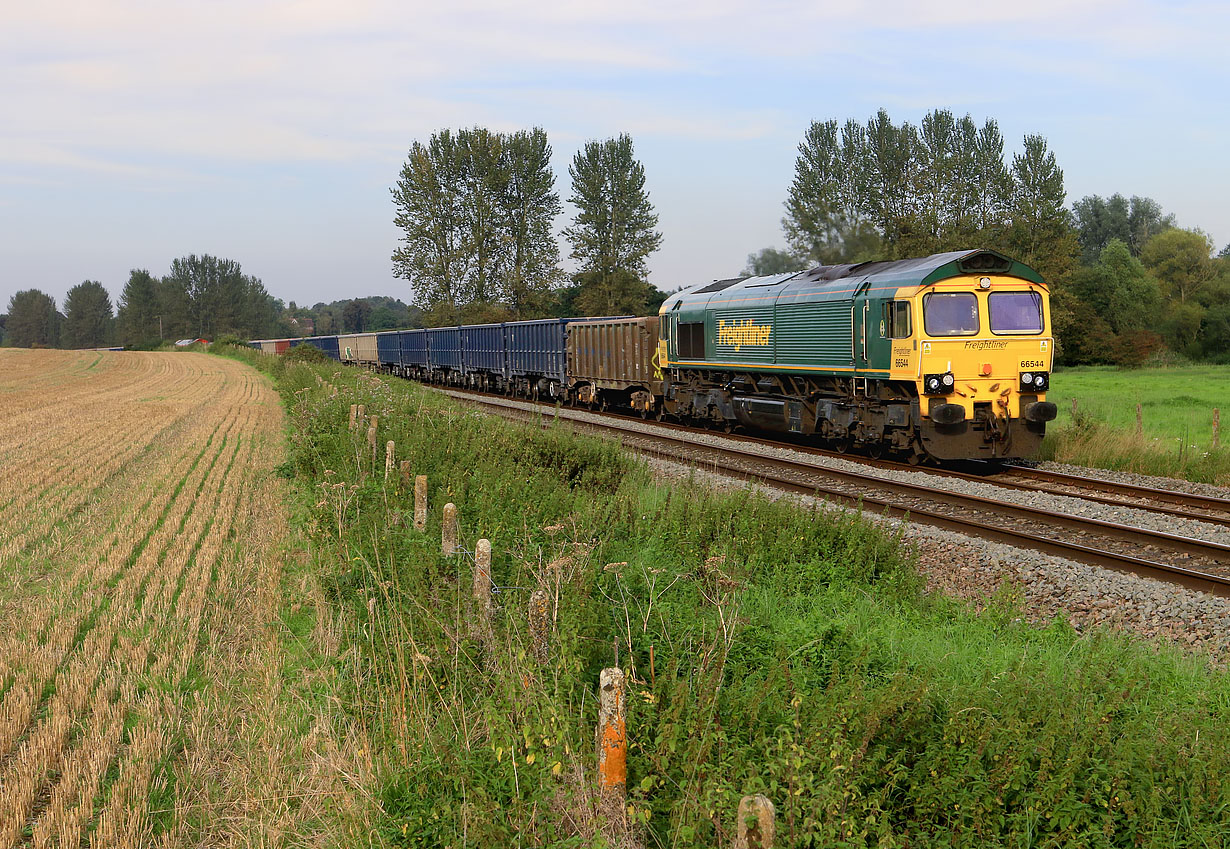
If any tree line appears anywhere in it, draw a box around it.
[746,108,1230,365]
[2,255,286,349]
[391,128,664,325]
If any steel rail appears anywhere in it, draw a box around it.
[437,385,1230,529]
[998,463,1230,515]
[462,394,1230,599]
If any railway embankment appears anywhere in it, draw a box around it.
[221,342,1230,848]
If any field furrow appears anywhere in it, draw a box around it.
[0,350,356,847]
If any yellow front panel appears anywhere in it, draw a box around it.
[904,279,1052,419]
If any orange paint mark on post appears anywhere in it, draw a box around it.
[597,668,626,794]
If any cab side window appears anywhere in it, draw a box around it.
[883,301,912,339]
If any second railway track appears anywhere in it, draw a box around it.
[447,389,1230,599]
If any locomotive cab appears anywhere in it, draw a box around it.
[897,274,1057,460]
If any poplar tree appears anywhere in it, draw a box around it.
[62,280,113,348]
[392,127,564,323]
[564,134,662,315]
[503,128,564,317]
[1004,134,1078,283]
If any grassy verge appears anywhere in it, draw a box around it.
[1044,364,1230,484]
[219,344,1230,848]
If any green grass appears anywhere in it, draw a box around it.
[1049,365,1230,444]
[216,343,1230,848]
[1043,364,1230,483]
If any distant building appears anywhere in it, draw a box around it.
[289,316,315,336]
[174,338,210,348]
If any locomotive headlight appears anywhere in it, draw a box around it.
[1021,371,1049,391]
[924,373,954,395]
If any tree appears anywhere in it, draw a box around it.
[1072,193,1173,263]
[784,119,858,263]
[564,134,663,315]
[392,126,565,325]
[1004,134,1077,284]
[502,128,564,317]
[160,254,277,339]
[972,119,1013,241]
[116,269,162,345]
[62,281,113,348]
[1067,240,1161,334]
[784,110,1023,263]
[743,247,807,276]
[1140,228,1215,303]
[342,299,372,332]
[6,290,61,348]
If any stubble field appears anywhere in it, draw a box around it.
[0,350,363,848]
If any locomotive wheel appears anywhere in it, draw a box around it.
[867,442,884,460]
[834,437,852,454]
[655,405,667,422]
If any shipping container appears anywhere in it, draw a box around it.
[338,333,377,364]
[567,317,662,412]
[399,329,428,367]
[425,327,463,373]
[376,331,401,368]
[311,336,341,360]
[260,341,279,354]
[461,324,506,376]
[567,316,661,390]
[505,318,570,383]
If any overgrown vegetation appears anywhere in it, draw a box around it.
[209,341,1230,848]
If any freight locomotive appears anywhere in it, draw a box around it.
[252,248,1056,462]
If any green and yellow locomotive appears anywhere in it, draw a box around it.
[657,249,1057,461]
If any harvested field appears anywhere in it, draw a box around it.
[0,350,364,848]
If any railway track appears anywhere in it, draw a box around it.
[445,389,1230,599]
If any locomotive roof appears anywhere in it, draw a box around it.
[675,249,1044,305]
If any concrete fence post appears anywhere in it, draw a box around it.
[356,404,366,428]
[596,668,627,798]
[385,441,396,481]
[414,476,428,531]
[367,425,378,469]
[528,589,550,664]
[1136,403,1143,436]
[442,503,458,554]
[1215,408,1221,449]
[349,404,357,430]
[732,795,776,849]
[474,538,492,616]
[1070,398,1077,416]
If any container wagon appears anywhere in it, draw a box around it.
[567,316,662,415]
[397,329,428,378]
[425,327,463,383]
[460,323,506,389]
[339,333,379,366]
[376,331,401,372]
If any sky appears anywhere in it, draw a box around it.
[2,0,1228,312]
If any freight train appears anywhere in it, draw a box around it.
[252,249,1056,462]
